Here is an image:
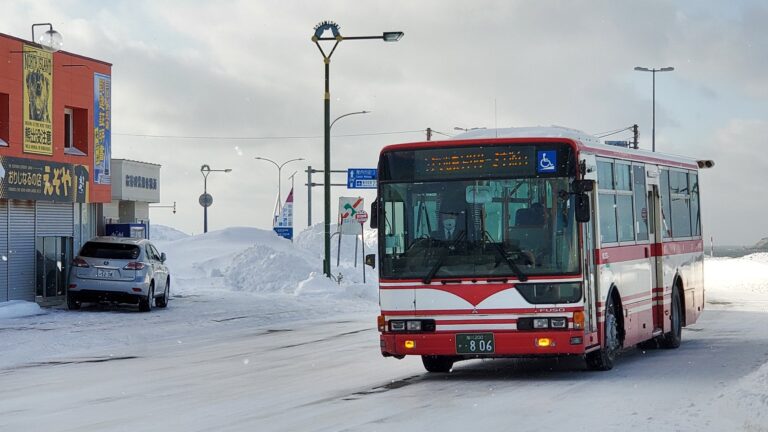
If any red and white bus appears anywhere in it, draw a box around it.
[370,127,712,372]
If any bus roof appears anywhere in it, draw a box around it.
[381,126,700,169]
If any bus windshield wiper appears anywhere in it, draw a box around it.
[422,231,465,284]
[483,231,528,282]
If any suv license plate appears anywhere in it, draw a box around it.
[97,269,115,278]
[456,333,495,354]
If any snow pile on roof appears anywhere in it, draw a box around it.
[155,225,378,300]
[452,126,602,146]
[150,224,190,241]
[0,300,46,320]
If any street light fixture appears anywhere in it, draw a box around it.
[200,164,232,234]
[254,157,305,222]
[330,110,370,130]
[634,66,674,152]
[312,21,403,277]
[31,23,63,52]
[454,126,486,133]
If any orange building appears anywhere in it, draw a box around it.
[0,31,112,304]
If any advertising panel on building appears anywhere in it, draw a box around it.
[0,31,112,305]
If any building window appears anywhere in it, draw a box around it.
[0,92,8,146]
[64,107,88,156]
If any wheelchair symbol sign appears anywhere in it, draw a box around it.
[537,151,557,173]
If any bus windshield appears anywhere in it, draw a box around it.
[379,177,580,281]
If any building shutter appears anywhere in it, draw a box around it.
[0,200,7,302]
[8,200,35,301]
[36,201,74,237]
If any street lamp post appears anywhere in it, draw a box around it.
[634,66,674,152]
[31,23,63,52]
[312,21,403,277]
[254,157,305,222]
[200,164,232,234]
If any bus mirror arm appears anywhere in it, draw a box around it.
[575,194,591,223]
[370,200,379,229]
[572,179,594,193]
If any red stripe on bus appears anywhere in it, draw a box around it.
[597,239,704,265]
[379,274,581,284]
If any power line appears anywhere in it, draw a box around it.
[112,129,426,141]
[594,126,634,139]
[430,130,454,138]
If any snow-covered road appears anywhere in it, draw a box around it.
[2,229,768,431]
[1,300,766,432]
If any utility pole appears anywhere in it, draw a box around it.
[632,124,639,149]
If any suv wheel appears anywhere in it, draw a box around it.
[139,284,154,312]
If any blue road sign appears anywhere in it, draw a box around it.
[347,168,377,189]
[273,227,293,241]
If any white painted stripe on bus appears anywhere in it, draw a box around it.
[437,324,519,331]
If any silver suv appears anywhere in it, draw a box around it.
[67,237,170,312]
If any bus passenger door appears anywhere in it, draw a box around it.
[582,191,598,336]
[649,184,666,333]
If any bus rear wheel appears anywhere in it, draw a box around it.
[659,288,682,349]
[586,297,620,371]
[422,355,454,373]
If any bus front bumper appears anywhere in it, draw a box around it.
[380,331,587,357]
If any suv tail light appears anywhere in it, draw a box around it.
[72,257,89,268]
[123,262,146,270]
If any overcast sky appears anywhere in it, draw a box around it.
[2,0,766,245]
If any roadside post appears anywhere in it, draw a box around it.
[355,210,369,283]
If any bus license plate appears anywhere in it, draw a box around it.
[456,333,495,354]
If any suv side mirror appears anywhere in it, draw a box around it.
[572,179,594,193]
[575,194,591,223]
[160,252,167,263]
[365,254,376,269]
[370,201,379,229]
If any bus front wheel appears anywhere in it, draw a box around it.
[586,297,621,371]
[422,355,454,373]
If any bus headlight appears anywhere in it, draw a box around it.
[533,318,549,329]
[550,317,567,329]
[388,319,436,332]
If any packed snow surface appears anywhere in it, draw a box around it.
[1,227,767,431]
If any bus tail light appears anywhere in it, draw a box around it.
[573,311,585,329]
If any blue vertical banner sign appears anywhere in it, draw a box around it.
[273,188,294,241]
[94,73,112,184]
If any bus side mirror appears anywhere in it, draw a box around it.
[572,179,594,193]
[370,201,379,229]
[365,254,376,269]
[575,194,590,223]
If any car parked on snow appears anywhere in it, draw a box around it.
[67,237,170,312]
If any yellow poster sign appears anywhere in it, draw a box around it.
[23,45,53,155]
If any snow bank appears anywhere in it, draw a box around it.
[705,253,768,310]
[0,300,46,319]
[155,224,378,301]
[150,224,190,241]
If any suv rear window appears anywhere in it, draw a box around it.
[80,242,141,259]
